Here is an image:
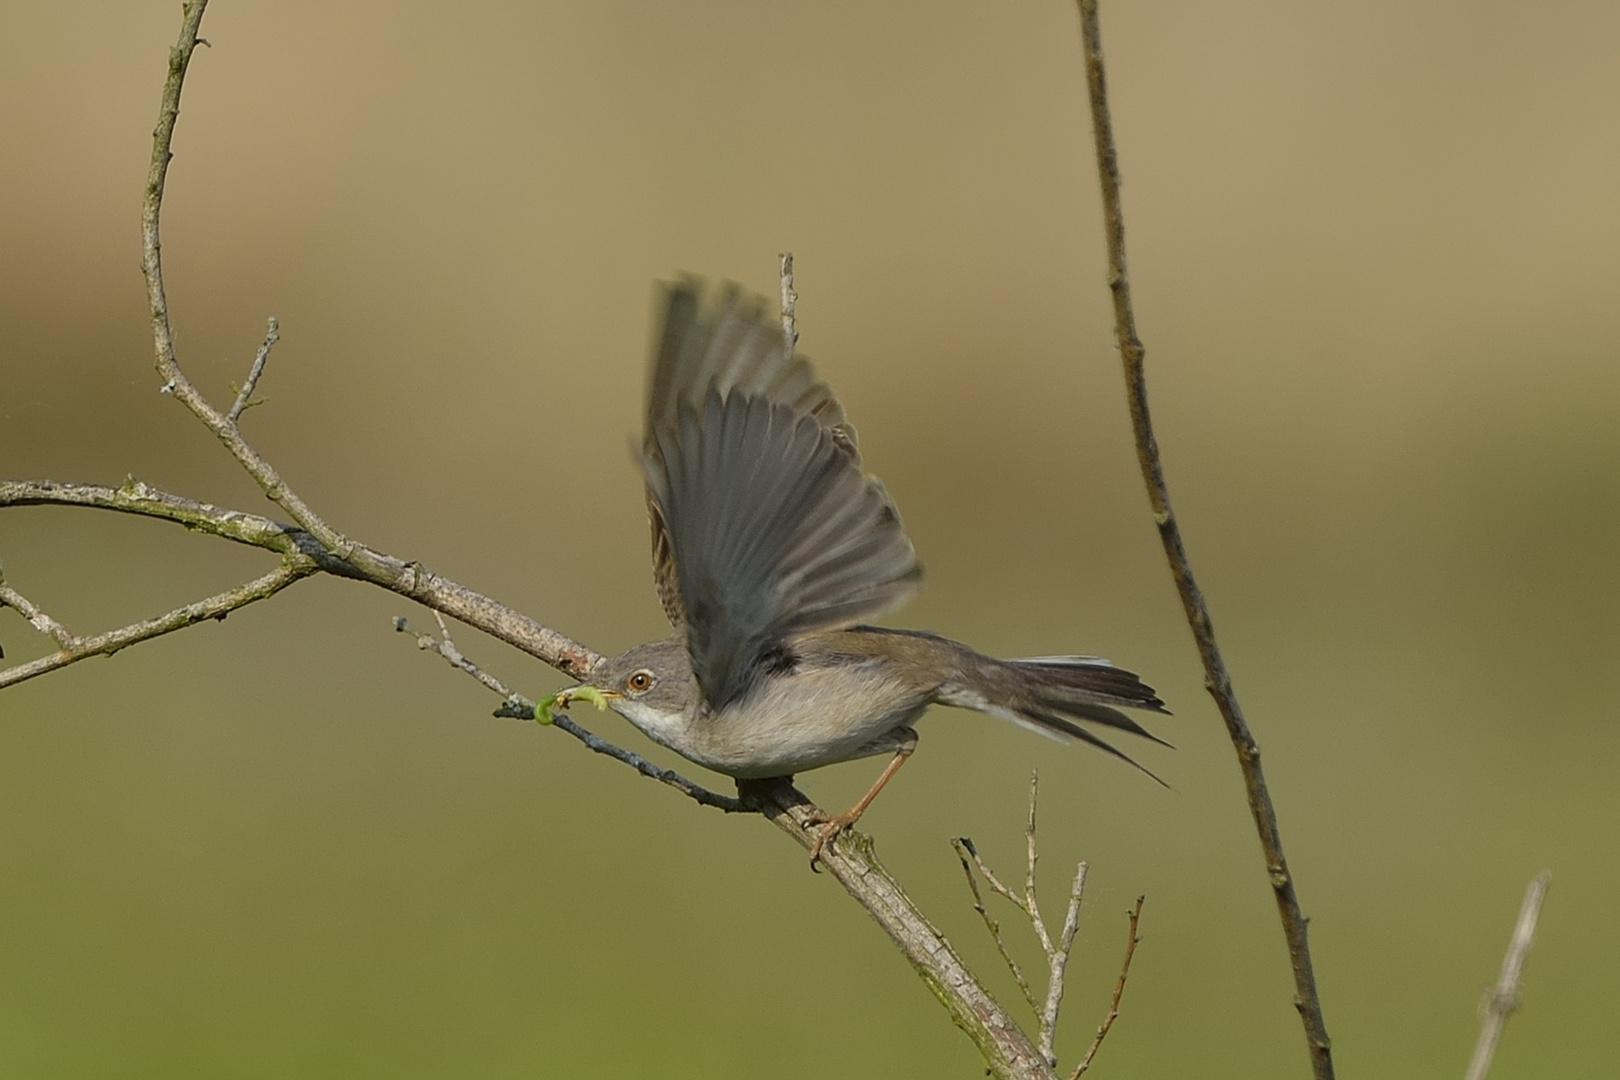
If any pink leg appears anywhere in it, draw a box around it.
[805,728,918,867]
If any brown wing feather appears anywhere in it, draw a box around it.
[648,491,685,629]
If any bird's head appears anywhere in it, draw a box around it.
[546,637,701,742]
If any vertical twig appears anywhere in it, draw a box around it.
[1039,857,1088,1067]
[955,840,1042,1016]
[140,0,397,585]
[752,783,1056,1080]
[141,0,210,384]
[1463,872,1551,1080]
[1025,773,1056,958]
[1069,896,1144,1078]
[1072,3,1334,1077]
[1025,772,1080,1068]
[779,252,799,354]
[956,772,1105,1072]
[228,317,279,422]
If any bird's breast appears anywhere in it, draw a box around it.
[686,660,932,778]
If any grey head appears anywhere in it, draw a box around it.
[576,637,704,752]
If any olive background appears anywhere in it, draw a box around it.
[2,2,1616,1077]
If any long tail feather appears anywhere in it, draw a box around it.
[940,650,1171,782]
[1005,655,1171,714]
[1023,707,1170,787]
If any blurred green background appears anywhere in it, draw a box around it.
[2,1,1616,1076]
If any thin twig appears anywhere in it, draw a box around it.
[394,615,743,812]
[547,714,745,811]
[0,582,78,648]
[955,839,1041,1015]
[1026,773,1055,956]
[1070,895,1144,1078]
[1073,5,1334,1076]
[778,252,798,354]
[142,0,393,583]
[0,479,601,681]
[958,835,1031,913]
[0,560,316,689]
[1041,859,1088,1067]
[227,316,279,422]
[1028,773,1087,1068]
[1056,862,1088,963]
[956,772,1095,1071]
[746,781,1056,1080]
[403,609,522,700]
[1463,872,1551,1080]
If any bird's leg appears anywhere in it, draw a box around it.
[805,726,919,868]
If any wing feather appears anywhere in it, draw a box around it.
[643,280,919,709]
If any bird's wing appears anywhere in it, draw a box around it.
[645,279,858,631]
[643,279,920,710]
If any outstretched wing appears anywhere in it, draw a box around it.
[643,280,920,710]
[644,280,854,629]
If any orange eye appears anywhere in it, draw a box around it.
[626,670,655,693]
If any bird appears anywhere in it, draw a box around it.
[551,279,1168,864]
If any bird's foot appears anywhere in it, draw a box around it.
[802,807,862,872]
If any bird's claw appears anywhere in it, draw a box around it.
[803,809,857,872]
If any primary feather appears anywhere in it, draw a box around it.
[642,281,921,710]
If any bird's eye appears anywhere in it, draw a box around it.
[625,669,656,694]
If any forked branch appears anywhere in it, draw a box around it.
[0,555,314,688]
[955,772,1143,1074]
[0,478,599,686]
[144,0,398,585]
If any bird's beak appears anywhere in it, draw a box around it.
[539,684,617,724]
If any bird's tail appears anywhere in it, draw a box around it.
[941,653,1172,783]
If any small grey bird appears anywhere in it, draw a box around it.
[554,280,1168,861]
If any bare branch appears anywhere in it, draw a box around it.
[0,560,315,690]
[747,781,1056,1080]
[401,610,519,699]
[957,835,1030,914]
[1072,4,1334,1075]
[227,316,279,422]
[1464,872,1552,1080]
[1025,772,1056,957]
[394,615,743,812]
[955,839,1041,1016]
[778,252,798,354]
[1070,895,1144,1078]
[1029,773,1081,1068]
[0,580,78,649]
[1040,859,1088,1067]
[547,713,746,812]
[1056,860,1087,962]
[141,0,394,584]
[0,479,601,680]
[956,772,1097,1070]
